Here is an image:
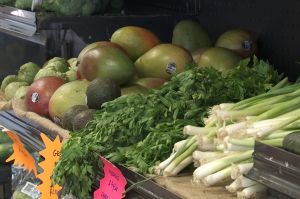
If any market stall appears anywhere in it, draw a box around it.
[0,0,300,199]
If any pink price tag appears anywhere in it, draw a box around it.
[94,157,127,199]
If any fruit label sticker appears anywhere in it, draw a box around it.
[243,40,252,50]
[5,130,38,176]
[166,62,177,74]
[31,92,39,103]
[36,133,62,199]
[94,157,127,199]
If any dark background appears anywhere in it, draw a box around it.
[0,0,300,81]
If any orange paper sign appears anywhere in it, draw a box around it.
[36,133,62,199]
[5,130,38,176]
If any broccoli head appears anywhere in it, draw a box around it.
[15,0,32,10]
[41,0,108,16]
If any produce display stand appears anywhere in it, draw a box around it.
[247,142,300,199]
[1,0,300,198]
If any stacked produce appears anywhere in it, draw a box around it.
[0,19,286,198]
[52,55,282,197]
[158,77,300,198]
[1,62,39,100]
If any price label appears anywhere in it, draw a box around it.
[36,133,62,199]
[94,157,127,199]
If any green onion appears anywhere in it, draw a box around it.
[237,184,267,199]
[183,125,216,136]
[193,150,253,182]
[226,176,256,193]
[202,165,232,186]
[163,142,197,176]
[231,163,253,179]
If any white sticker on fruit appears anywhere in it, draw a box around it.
[166,62,177,74]
[21,182,40,199]
[31,92,39,103]
[243,40,252,50]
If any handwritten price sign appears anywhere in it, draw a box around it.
[4,130,38,176]
[94,157,127,199]
[36,133,62,199]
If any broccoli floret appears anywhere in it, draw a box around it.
[15,0,32,10]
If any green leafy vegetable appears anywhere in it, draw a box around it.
[54,57,282,198]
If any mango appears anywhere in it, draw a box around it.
[135,78,166,89]
[134,44,193,80]
[197,47,242,72]
[48,79,89,125]
[121,85,148,96]
[78,41,127,61]
[111,26,160,61]
[215,29,257,58]
[192,48,209,63]
[172,20,212,52]
[78,46,135,85]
